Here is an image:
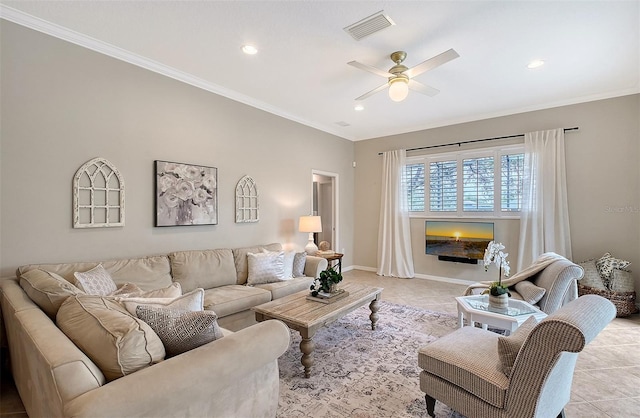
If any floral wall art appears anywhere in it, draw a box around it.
[155,160,218,226]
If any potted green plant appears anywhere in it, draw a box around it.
[482,241,511,308]
[310,265,343,297]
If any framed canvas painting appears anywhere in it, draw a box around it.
[155,160,218,226]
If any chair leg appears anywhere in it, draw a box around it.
[557,409,566,418]
[425,394,436,417]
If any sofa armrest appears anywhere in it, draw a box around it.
[64,320,291,418]
[304,256,328,279]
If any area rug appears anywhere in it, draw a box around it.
[277,301,466,418]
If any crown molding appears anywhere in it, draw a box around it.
[0,5,353,141]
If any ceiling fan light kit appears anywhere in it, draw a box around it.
[348,48,459,103]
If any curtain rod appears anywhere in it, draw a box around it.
[377,127,579,155]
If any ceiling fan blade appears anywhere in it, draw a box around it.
[348,61,393,78]
[404,49,459,79]
[409,80,440,97]
[355,83,389,101]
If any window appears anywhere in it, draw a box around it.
[405,145,524,218]
[429,160,457,212]
[403,163,425,211]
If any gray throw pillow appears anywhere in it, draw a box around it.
[514,281,546,305]
[292,252,307,277]
[136,306,224,357]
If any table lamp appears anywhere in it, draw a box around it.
[299,215,322,255]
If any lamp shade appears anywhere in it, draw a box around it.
[299,215,322,233]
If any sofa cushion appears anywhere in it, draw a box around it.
[169,249,237,292]
[18,255,173,291]
[232,243,282,285]
[254,276,315,300]
[203,285,271,318]
[19,269,84,318]
[56,295,165,381]
[136,306,224,357]
[73,264,118,296]
[246,251,286,285]
[497,316,538,376]
[120,289,204,316]
[109,282,182,299]
[514,281,546,305]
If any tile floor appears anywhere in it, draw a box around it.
[1,269,638,417]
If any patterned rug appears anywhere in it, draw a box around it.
[277,301,466,418]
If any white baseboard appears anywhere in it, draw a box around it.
[347,265,475,286]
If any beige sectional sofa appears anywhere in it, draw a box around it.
[0,243,328,418]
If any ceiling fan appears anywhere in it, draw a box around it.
[347,48,459,102]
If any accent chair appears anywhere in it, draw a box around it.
[418,294,615,418]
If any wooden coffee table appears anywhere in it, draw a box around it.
[253,282,383,378]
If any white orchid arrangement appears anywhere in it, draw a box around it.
[483,241,511,296]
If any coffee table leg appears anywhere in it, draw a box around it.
[369,297,380,330]
[300,334,315,378]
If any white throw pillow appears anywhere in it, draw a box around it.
[246,251,285,285]
[120,288,204,316]
[73,264,118,296]
[282,251,296,279]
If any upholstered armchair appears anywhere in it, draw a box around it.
[465,253,584,314]
[418,294,615,418]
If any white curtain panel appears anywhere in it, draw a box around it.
[517,128,572,270]
[377,149,415,278]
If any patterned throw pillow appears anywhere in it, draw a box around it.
[596,253,631,281]
[497,316,538,376]
[73,264,118,296]
[136,306,224,357]
[246,251,285,285]
[292,252,307,278]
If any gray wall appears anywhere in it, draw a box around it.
[354,94,640,289]
[0,22,355,277]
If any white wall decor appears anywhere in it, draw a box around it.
[73,157,125,228]
[235,175,259,223]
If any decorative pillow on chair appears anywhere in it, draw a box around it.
[292,252,307,277]
[136,306,224,357]
[246,251,285,285]
[514,281,546,305]
[497,316,538,376]
[120,288,204,316]
[73,264,118,296]
[19,269,84,318]
[596,253,631,281]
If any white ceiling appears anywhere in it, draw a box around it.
[1,1,639,141]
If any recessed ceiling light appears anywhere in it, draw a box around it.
[242,45,258,55]
[527,59,545,69]
[354,103,364,111]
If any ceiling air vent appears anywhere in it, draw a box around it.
[335,121,351,127]
[344,10,395,41]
